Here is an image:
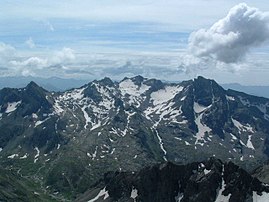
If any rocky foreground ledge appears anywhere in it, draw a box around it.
[76,158,269,202]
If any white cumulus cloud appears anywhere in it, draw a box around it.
[0,42,16,64]
[6,47,76,77]
[188,3,269,63]
[52,48,75,64]
[10,57,48,68]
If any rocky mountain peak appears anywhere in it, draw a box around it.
[121,75,146,86]
[131,75,145,84]
[26,81,40,88]
[193,76,225,106]
[98,77,114,87]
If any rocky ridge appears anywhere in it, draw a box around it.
[77,158,269,202]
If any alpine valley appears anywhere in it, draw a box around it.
[1,76,269,201]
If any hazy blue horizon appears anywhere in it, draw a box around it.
[1,1,269,85]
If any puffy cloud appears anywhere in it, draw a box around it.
[188,3,269,63]
[25,37,36,49]
[0,42,16,63]
[21,68,35,77]
[10,57,48,68]
[6,47,76,77]
[52,48,75,64]
[10,48,75,68]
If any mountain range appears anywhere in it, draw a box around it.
[0,76,88,92]
[1,76,269,99]
[1,75,269,201]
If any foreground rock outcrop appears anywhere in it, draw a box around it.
[77,158,269,202]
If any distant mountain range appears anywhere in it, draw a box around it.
[1,75,269,201]
[1,76,269,98]
[0,76,88,92]
[222,83,269,99]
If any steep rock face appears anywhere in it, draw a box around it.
[77,158,269,202]
[1,76,269,199]
[252,162,269,184]
[0,82,58,153]
[0,81,53,115]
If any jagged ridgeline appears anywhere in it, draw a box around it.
[76,158,269,202]
[1,76,269,201]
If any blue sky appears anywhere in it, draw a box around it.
[1,0,269,84]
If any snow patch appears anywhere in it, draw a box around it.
[119,79,150,106]
[193,102,210,113]
[180,96,186,101]
[32,113,38,119]
[81,105,102,131]
[5,101,21,113]
[34,117,50,127]
[151,86,183,106]
[94,83,115,109]
[122,111,136,136]
[230,133,238,140]
[175,193,184,202]
[194,113,211,145]
[232,118,254,133]
[119,79,149,97]
[20,153,28,159]
[53,100,64,115]
[253,191,269,202]
[130,187,138,201]
[81,106,91,129]
[88,187,109,202]
[70,87,85,100]
[110,148,115,155]
[145,100,183,126]
[87,146,98,160]
[247,135,255,150]
[91,121,101,131]
[204,169,211,175]
[154,128,167,161]
[8,154,18,159]
[185,141,191,146]
[193,102,212,145]
[226,95,235,101]
[34,147,40,163]
[215,177,231,202]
